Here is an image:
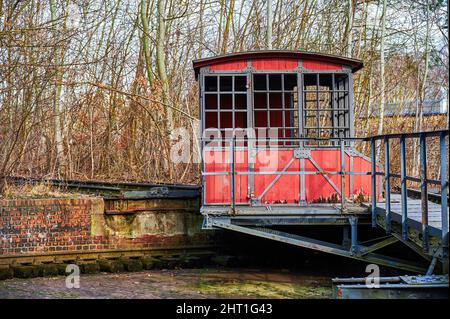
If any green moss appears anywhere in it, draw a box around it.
[12,265,40,278]
[157,256,181,268]
[0,267,14,280]
[192,280,332,299]
[37,264,59,277]
[98,259,125,273]
[79,262,100,274]
[118,258,143,272]
[56,263,70,275]
[140,256,158,270]
[211,255,236,267]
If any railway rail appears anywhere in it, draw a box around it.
[5,176,201,199]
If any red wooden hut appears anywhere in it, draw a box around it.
[193,50,376,217]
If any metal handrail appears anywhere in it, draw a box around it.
[369,130,449,255]
[202,136,373,211]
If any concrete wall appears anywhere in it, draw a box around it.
[0,197,213,256]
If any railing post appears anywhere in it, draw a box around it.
[371,138,377,228]
[340,139,346,212]
[230,137,236,214]
[400,135,408,240]
[384,136,391,234]
[419,133,429,252]
[349,216,358,255]
[439,132,448,261]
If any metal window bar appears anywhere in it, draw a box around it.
[203,75,249,134]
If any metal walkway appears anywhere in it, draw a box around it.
[376,194,448,238]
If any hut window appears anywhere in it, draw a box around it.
[302,73,350,145]
[252,73,298,145]
[203,75,248,142]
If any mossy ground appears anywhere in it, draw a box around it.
[0,268,334,299]
[191,279,331,299]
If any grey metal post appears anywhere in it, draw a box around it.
[400,135,408,240]
[246,64,254,206]
[230,137,236,214]
[419,133,429,252]
[349,216,358,255]
[371,138,377,227]
[349,155,354,199]
[342,226,351,248]
[384,136,391,233]
[300,157,306,204]
[439,132,448,260]
[340,139,346,211]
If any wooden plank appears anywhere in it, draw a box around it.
[375,193,449,233]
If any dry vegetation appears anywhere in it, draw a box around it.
[357,115,449,189]
[0,0,448,192]
[0,182,81,199]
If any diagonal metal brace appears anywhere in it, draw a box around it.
[308,156,342,196]
[211,220,426,273]
[256,157,296,202]
[359,236,399,256]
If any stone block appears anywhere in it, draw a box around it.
[98,259,125,273]
[12,265,40,278]
[119,258,143,272]
[0,266,14,280]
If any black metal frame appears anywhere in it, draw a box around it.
[203,74,249,140]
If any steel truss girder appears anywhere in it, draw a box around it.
[210,220,426,273]
[359,236,399,256]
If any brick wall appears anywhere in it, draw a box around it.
[0,197,212,256]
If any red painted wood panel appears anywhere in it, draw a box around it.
[302,60,342,71]
[209,61,247,71]
[253,150,300,204]
[304,150,350,201]
[204,150,248,204]
[204,149,378,204]
[252,58,298,70]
